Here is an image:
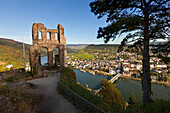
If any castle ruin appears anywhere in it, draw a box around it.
[29,23,67,76]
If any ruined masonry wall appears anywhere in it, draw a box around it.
[29,23,67,76]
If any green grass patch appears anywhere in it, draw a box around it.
[76,53,94,59]
[68,53,95,60]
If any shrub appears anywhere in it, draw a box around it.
[128,93,136,105]
[61,67,76,81]
[143,99,170,113]
[125,99,170,113]
[5,76,18,82]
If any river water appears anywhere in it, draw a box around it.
[74,69,170,102]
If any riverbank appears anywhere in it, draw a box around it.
[74,67,113,76]
[73,66,170,86]
[121,75,170,86]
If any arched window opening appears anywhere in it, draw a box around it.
[47,32,50,39]
[55,33,58,40]
[53,47,60,66]
[40,47,48,66]
[38,31,42,39]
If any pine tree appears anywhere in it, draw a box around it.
[90,0,169,105]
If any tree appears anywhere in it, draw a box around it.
[90,0,169,105]
[128,93,136,105]
[98,79,123,109]
[151,41,170,64]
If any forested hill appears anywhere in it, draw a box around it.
[0,38,30,50]
[0,38,30,71]
[85,44,121,50]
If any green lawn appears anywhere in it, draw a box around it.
[68,52,95,60]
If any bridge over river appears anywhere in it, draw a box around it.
[97,73,121,92]
[109,73,121,83]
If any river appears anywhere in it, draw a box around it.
[74,69,170,102]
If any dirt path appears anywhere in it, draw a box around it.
[24,76,81,113]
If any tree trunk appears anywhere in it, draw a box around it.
[142,13,151,105]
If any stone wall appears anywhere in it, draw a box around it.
[29,23,67,76]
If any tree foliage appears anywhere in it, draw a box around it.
[151,41,170,64]
[90,0,169,45]
[90,0,169,105]
[98,79,123,109]
[128,93,136,105]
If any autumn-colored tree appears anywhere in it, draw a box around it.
[98,79,123,109]
[128,93,136,105]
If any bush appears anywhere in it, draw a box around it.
[61,67,76,81]
[143,99,170,113]
[125,99,170,113]
[5,76,18,82]
[128,93,136,105]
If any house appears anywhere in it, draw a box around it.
[151,75,157,81]
[157,64,167,68]
[136,64,142,70]
[131,64,135,68]
[123,71,131,77]
[123,66,129,71]
[150,64,155,69]
[109,70,115,75]
[5,64,13,69]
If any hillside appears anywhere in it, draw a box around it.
[0,38,88,71]
[0,38,30,50]
[0,38,30,71]
[85,44,121,50]
[67,44,88,53]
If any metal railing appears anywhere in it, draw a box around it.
[58,81,107,113]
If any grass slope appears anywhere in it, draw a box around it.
[68,50,95,60]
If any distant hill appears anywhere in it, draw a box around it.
[85,42,167,50]
[67,44,89,46]
[0,38,30,50]
[67,44,88,53]
[85,44,121,50]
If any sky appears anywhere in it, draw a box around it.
[0,0,124,45]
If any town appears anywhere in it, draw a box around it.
[67,47,170,86]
